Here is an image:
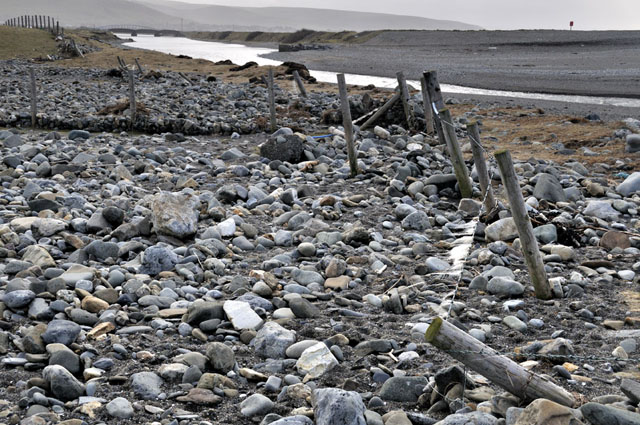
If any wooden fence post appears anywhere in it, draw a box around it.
[337,73,358,177]
[267,68,277,132]
[426,317,575,407]
[29,68,37,128]
[292,70,307,98]
[359,92,400,131]
[56,21,59,36]
[466,121,496,212]
[439,108,472,198]
[396,71,413,130]
[128,69,136,130]
[420,76,435,135]
[135,58,143,74]
[423,71,446,145]
[494,150,552,300]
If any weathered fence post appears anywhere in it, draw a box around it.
[494,150,552,300]
[420,76,435,135]
[135,58,144,74]
[466,121,496,212]
[423,71,446,145]
[359,92,400,131]
[128,69,136,130]
[439,108,472,198]
[337,73,358,177]
[426,317,575,406]
[292,70,307,98]
[56,21,60,36]
[396,71,413,130]
[29,68,37,128]
[267,68,277,132]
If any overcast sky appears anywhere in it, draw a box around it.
[162,0,640,30]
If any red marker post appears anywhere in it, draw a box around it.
[570,21,574,30]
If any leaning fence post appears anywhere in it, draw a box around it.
[439,108,472,198]
[337,73,358,177]
[359,92,400,131]
[466,121,496,212]
[29,68,37,128]
[426,317,575,406]
[420,76,435,135]
[292,70,307,98]
[128,69,136,131]
[267,68,277,132]
[396,71,413,130]
[494,150,552,300]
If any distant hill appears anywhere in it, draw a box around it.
[0,0,481,32]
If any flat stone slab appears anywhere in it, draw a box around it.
[223,300,264,331]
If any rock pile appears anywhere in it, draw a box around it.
[0,67,639,425]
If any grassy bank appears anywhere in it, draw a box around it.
[187,28,384,45]
[0,26,58,60]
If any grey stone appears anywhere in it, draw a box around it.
[533,173,567,203]
[402,211,430,231]
[379,376,428,402]
[312,388,366,425]
[626,134,640,153]
[260,135,305,163]
[205,342,235,373]
[581,402,640,425]
[141,245,179,275]
[68,130,91,140]
[240,393,274,417]
[487,277,524,297]
[131,371,164,400]
[150,192,200,239]
[42,320,81,346]
[433,411,498,425]
[288,297,320,318]
[425,257,449,273]
[533,224,558,244]
[617,172,640,197]
[106,397,134,419]
[584,201,619,221]
[43,365,85,401]
[485,218,518,241]
[3,289,35,309]
[253,321,296,359]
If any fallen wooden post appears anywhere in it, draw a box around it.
[495,150,552,300]
[426,317,575,407]
[359,92,400,131]
[466,121,496,212]
[420,76,435,135]
[439,108,473,198]
[177,72,193,85]
[396,71,413,130]
[267,68,277,132]
[337,73,358,177]
[292,70,307,98]
[135,58,143,74]
[29,68,37,128]
[423,71,446,145]
[128,69,136,131]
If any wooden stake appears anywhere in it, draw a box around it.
[337,73,358,177]
[359,92,400,131]
[426,317,575,407]
[439,108,473,198]
[396,71,413,130]
[466,121,496,212]
[420,76,435,135]
[128,69,136,130]
[135,58,143,74]
[494,150,552,300]
[292,70,307,98]
[423,71,446,145]
[267,68,277,132]
[29,68,37,128]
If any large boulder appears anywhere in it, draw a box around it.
[150,192,200,239]
[617,172,640,197]
[260,134,305,163]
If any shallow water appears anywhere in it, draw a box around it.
[118,34,640,108]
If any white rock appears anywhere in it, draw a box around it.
[485,217,518,241]
[374,126,390,140]
[223,300,264,331]
[296,343,338,379]
[619,270,636,281]
[217,217,236,237]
